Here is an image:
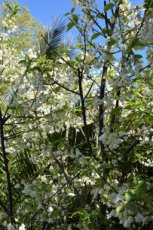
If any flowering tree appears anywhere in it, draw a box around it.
[0,0,153,229]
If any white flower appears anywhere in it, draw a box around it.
[22,185,31,195]
[0,32,9,40]
[108,133,122,150]
[27,49,37,59]
[135,213,144,223]
[133,82,139,89]
[99,133,108,144]
[114,193,123,203]
[19,224,25,230]
[7,223,16,230]
[119,131,127,137]
[120,44,127,52]
[30,191,37,198]
[48,206,54,212]
[76,148,82,157]
[14,183,20,189]
[68,192,75,197]
[93,98,103,107]
[123,218,132,228]
[58,58,65,64]
[1,20,8,27]
[12,25,18,32]
[8,30,12,34]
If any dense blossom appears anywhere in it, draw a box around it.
[0,0,153,229]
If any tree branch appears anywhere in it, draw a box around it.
[0,109,14,223]
[78,69,92,154]
[98,67,107,141]
[47,80,80,95]
[0,197,10,216]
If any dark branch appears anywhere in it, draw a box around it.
[84,82,94,100]
[78,69,92,154]
[0,109,14,223]
[0,197,10,216]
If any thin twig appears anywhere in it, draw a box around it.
[46,80,80,95]
[84,81,94,100]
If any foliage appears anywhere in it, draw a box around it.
[0,0,153,229]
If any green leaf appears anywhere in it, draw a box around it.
[64,12,70,16]
[72,14,78,24]
[104,3,114,11]
[71,7,75,13]
[5,1,20,16]
[18,59,26,64]
[135,181,146,194]
[5,1,13,11]
[109,37,117,46]
[67,21,74,31]
[101,162,112,169]
[91,32,101,41]
[116,205,124,213]
[102,28,112,35]
[128,37,145,52]
[97,13,105,19]
[141,193,153,203]
[125,191,133,202]
[134,54,143,59]
[144,0,153,8]
[126,202,139,214]
[75,43,83,48]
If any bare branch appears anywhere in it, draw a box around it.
[78,69,92,154]
[0,197,10,216]
[45,80,80,95]
[0,109,14,223]
[84,81,94,100]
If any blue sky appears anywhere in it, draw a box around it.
[17,0,73,24]
[12,0,144,25]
